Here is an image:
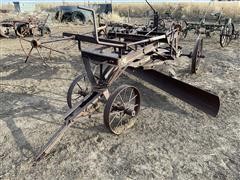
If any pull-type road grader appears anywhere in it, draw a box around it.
[34,7,220,161]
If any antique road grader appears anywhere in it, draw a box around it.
[26,7,220,160]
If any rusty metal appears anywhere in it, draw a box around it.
[104,85,141,135]
[35,7,220,161]
[0,15,50,38]
[106,0,166,35]
[107,0,189,39]
[19,36,75,64]
[126,67,219,117]
[182,11,236,47]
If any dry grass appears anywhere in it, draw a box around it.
[101,13,124,23]
[113,2,240,22]
[36,2,85,12]
[1,2,239,22]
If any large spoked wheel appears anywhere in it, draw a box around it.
[191,37,203,74]
[220,23,234,47]
[67,74,91,108]
[104,85,141,135]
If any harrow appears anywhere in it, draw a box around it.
[34,7,220,161]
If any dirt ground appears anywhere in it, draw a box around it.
[0,17,240,179]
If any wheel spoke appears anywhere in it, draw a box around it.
[110,112,119,124]
[127,89,134,104]
[128,94,138,104]
[76,82,83,90]
[25,46,34,63]
[118,94,125,107]
[73,95,82,101]
[116,113,126,128]
[123,88,128,102]
[36,47,45,61]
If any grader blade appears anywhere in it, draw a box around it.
[126,67,220,117]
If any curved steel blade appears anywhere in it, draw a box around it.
[126,67,220,117]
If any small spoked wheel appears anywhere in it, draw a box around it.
[220,23,234,47]
[67,74,91,108]
[191,37,203,73]
[104,85,141,135]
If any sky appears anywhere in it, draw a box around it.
[1,0,213,4]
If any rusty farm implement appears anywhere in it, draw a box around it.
[33,7,220,161]
[106,0,186,38]
[0,15,51,38]
[182,11,237,48]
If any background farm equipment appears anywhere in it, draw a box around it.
[54,4,112,24]
[106,0,167,34]
[105,0,187,40]
[182,12,236,47]
[34,7,220,161]
[54,6,92,24]
[0,15,51,38]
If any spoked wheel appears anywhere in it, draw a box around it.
[191,37,203,73]
[104,85,141,135]
[220,23,234,47]
[67,74,92,109]
[19,37,53,64]
[67,64,99,108]
[19,35,71,64]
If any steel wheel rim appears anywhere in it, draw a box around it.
[104,85,140,135]
[67,74,91,108]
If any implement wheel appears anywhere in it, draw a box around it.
[67,74,91,108]
[191,37,203,74]
[220,23,234,47]
[104,85,141,135]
